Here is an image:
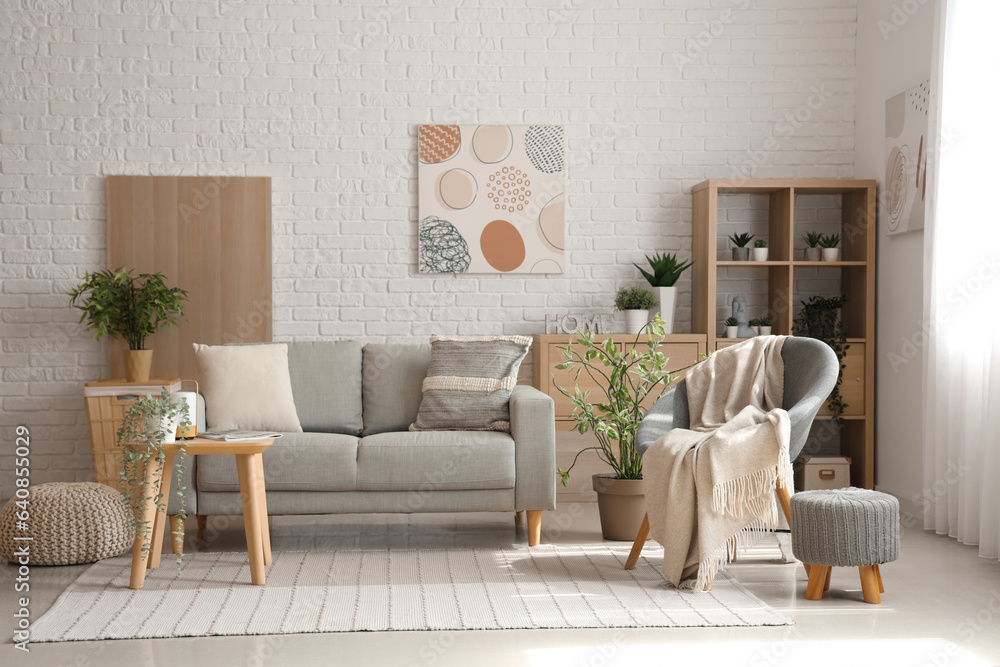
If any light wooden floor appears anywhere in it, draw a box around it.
[2,503,999,666]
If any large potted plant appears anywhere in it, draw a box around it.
[116,388,191,567]
[633,252,693,334]
[614,286,657,335]
[793,295,850,422]
[68,266,188,382]
[554,316,679,540]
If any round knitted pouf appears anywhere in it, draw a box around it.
[0,482,133,566]
[790,487,900,604]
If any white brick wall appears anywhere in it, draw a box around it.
[0,0,858,499]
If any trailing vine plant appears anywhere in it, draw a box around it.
[553,315,688,485]
[116,388,191,567]
[793,295,850,423]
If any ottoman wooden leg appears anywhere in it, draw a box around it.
[824,566,832,591]
[875,564,884,593]
[805,565,829,600]
[859,565,882,604]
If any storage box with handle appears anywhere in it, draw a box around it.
[795,456,852,491]
[83,378,181,492]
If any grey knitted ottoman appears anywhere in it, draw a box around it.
[790,487,899,604]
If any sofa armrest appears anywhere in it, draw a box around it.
[510,385,556,511]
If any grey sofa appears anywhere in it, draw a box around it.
[170,341,557,546]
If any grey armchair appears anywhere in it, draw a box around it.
[624,336,840,571]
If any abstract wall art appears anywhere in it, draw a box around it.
[418,124,565,273]
[884,80,930,235]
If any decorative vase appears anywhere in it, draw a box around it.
[760,326,772,335]
[592,474,646,541]
[623,310,649,335]
[726,326,739,338]
[732,247,750,261]
[655,286,676,334]
[123,349,153,383]
[821,248,841,262]
[752,248,769,262]
[804,247,822,261]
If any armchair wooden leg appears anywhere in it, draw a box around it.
[526,510,541,546]
[515,511,525,525]
[775,483,810,579]
[624,512,650,570]
[169,515,185,555]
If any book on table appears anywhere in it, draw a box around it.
[198,430,283,441]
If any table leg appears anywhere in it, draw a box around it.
[129,456,164,590]
[148,452,175,570]
[253,453,272,566]
[236,453,266,585]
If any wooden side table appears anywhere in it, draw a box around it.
[129,437,275,589]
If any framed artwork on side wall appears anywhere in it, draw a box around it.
[884,80,930,235]
[418,124,565,274]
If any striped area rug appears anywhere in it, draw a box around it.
[31,545,789,640]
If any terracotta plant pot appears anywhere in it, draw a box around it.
[804,247,822,261]
[123,349,153,383]
[655,286,676,334]
[592,474,646,541]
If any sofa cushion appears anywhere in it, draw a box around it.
[197,432,358,492]
[287,341,364,436]
[194,342,303,432]
[356,431,516,491]
[362,343,431,435]
[411,335,532,433]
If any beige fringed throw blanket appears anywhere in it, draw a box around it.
[644,336,793,589]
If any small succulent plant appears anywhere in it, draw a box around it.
[633,252,693,288]
[760,316,772,326]
[803,231,823,248]
[754,239,767,248]
[819,233,841,248]
[724,317,738,327]
[728,232,755,248]
[749,318,761,327]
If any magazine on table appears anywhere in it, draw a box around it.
[198,430,283,441]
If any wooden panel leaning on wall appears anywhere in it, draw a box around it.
[106,176,273,381]
[532,333,709,503]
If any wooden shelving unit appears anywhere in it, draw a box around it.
[691,178,876,488]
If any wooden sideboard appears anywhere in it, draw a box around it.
[532,333,708,503]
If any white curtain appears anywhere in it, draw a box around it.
[922,0,1000,559]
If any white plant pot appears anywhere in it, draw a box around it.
[148,413,181,444]
[751,326,761,336]
[760,326,772,335]
[725,326,739,338]
[821,248,840,262]
[624,310,649,335]
[752,248,769,262]
[804,247,822,261]
[655,286,677,334]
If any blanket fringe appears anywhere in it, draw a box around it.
[693,512,784,592]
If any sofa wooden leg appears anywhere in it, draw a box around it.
[515,511,525,525]
[197,514,207,535]
[526,510,541,546]
[169,515,185,555]
[625,512,650,570]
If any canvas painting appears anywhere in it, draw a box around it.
[884,80,930,235]
[418,124,565,273]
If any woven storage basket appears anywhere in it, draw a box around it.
[0,482,133,566]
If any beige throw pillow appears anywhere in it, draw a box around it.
[194,343,303,432]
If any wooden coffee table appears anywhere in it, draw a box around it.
[129,436,275,589]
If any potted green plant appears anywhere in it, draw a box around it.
[117,388,191,567]
[752,238,769,262]
[554,315,679,540]
[820,233,841,262]
[759,316,772,335]
[725,316,739,338]
[728,232,755,261]
[749,318,761,336]
[68,266,188,382]
[632,252,693,334]
[614,286,657,335]
[793,296,850,421]
[803,231,823,261]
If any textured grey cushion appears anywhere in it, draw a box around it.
[411,336,532,432]
[197,432,359,493]
[362,343,432,435]
[287,341,364,436]
[790,488,900,567]
[356,431,516,491]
